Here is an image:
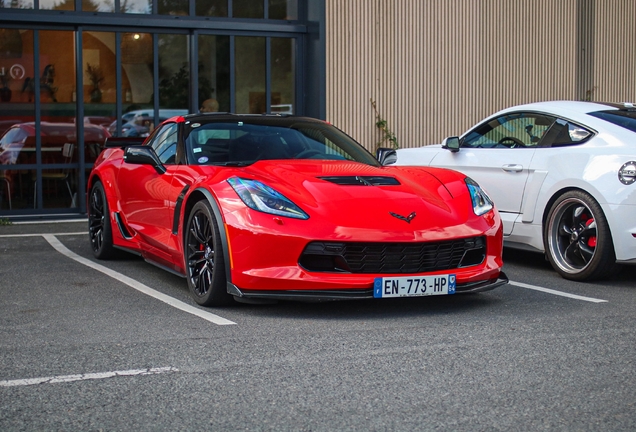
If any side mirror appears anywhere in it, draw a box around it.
[124,145,166,174]
[376,147,397,165]
[442,136,460,153]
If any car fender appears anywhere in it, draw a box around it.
[181,187,234,287]
[395,145,442,166]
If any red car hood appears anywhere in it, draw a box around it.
[222,160,485,241]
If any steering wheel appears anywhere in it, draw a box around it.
[295,149,323,159]
[498,137,525,148]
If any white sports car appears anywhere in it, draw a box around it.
[396,101,636,281]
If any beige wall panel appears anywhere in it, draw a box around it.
[326,0,579,150]
[592,1,636,103]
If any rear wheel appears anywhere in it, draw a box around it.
[88,181,116,259]
[185,200,233,306]
[543,190,616,281]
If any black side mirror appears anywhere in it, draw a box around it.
[376,147,397,165]
[442,136,460,153]
[124,145,166,174]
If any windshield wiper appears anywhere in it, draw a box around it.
[213,161,253,167]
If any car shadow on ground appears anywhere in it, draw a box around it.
[502,245,636,286]
[231,290,506,322]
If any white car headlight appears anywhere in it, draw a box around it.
[228,177,309,220]
[465,177,493,216]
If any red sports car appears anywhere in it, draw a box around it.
[88,114,507,306]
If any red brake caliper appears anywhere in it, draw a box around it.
[585,217,596,247]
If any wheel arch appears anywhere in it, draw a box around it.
[541,186,617,256]
[182,187,233,285]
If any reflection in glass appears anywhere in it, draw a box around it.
[0,169,16,210]
[0,1,34,8]
[196,0,227,17]
[40,167,78,209]
[235,37,265,113]
[158,34,189,118]
[233,0,263,18]
[83,32,116,106]
[39,0,73,10]
[198,35,230,112]
[271,38,294,114]
[158,0,188,15]
[121,32,153,108]
[269,0,297,20]
[0,28,34,212]
[82,0,114,12]
[122,0,152,14]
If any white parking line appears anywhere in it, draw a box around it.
[42,234,236,326]
[0,232,87,238]
[509,280,608,303]
[0,367,178,388]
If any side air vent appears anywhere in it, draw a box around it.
[318,176,401,186]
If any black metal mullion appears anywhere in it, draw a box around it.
[191,31,199,113]
[265,37,271,114]
[153,34,160,126]
[33,30,42,210]
[229,35,235,112]
[115,32,122,136]
[295,35,304,115]
[228,0,233,18]
[76,29,86,213]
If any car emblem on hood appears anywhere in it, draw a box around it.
[389,211,417,223]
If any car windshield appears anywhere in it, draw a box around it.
[588,109,636,134]
[184,119,380,166]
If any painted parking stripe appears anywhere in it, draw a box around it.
[42,234,236,326]
[0,232,87,238]
[0,367,178,388]
[509,280,608,303]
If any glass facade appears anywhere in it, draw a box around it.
[0,0,319,217]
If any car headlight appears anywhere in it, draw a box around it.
[465,177,493,216]
[228,177,309,220]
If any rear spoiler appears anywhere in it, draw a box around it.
[104,137,146,148]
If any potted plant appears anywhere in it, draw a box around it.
[86,63,105,103]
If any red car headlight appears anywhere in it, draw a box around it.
[228,177,309,220]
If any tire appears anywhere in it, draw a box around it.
[543,190,616,281]
[185,200,233,306]
[88,181,117,259]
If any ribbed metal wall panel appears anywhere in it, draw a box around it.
[326,0,613,151]
[592,0,636,103]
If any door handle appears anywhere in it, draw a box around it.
[502,164,523,172]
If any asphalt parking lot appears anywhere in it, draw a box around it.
[1,220,635,431]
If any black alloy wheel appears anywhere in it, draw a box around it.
[185,200,233,306]
[88,181,116,259]
[544,190,617,281]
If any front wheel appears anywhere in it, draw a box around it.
[543,190,616,281]
[185,201,233,306]
[88,181,116,259]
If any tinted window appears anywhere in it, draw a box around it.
[540,119,593,147]
[185,119,379,166]
[463,113,555,149]
[148,123,179,164]
[588,110,636,134]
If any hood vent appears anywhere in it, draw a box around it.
[318,176,401,186]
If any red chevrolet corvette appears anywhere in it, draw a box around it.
[88,114,507,306]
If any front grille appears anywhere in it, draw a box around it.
[299,237,486,274]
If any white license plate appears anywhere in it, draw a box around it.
[373,274,456,298]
